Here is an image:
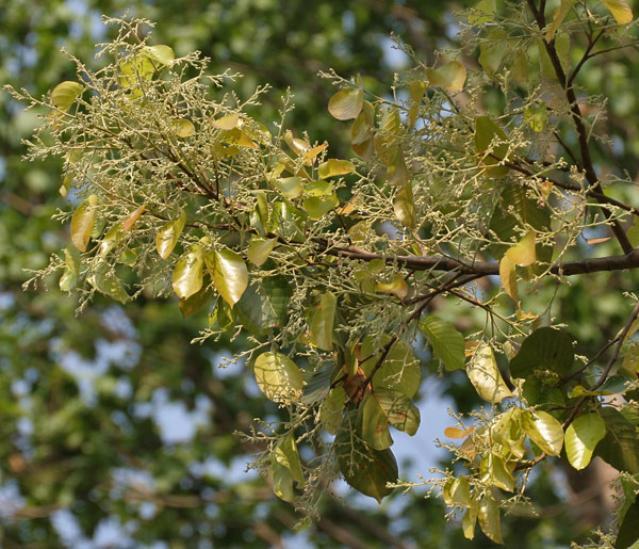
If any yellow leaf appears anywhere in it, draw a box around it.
[328,88,364,121]
[303,143,328,165]
[172,246,204,299]
[602,0,633,24]
[318,159,355,179]
[171,118,195,138]
[427,60,467,93]
[212,113,240,130]
[499,231,536,300]
[70,194,98,252]
[545,0,576,42]
[51,81,84,112]
[466,343,512,404]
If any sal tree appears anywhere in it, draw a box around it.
[9,2,639,544]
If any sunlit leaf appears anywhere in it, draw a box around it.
[478,497,503,544]
[393,182,415,229]
[595,407,639,474]
[211,248,249,307]
[212,113,240,130]
[602,0,633,24]
[480,453,515,492]
[522,410,564,456]
[253,352,304,404]
[376,275,409,300]
[351,100,375,144]
[51,81,84,112]
[318,159,355,179]
[427,60,467,93]
[328,88,364,121]
[247,237,276,267]
[565,413,606,470]
[419,316,465,371]
[499,231,536,300]
[443,476,472,508]
[70,194,98,252]
[466,343,512,404]
[156,210,187,259]
[171,118,195,138]
[274,433,304,485]
[59,247,79,292]
[146,44,175,66]
[172,245,204,299]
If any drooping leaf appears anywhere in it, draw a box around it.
[466,343,512,404]
[475,116,509,177]
[510,327,575,379]
[595,407,639,474]
[393,182,415,229]
[253,352,304,404]
[478,497,503,544]
[443,476,472,508]
[308,292,337,351]
[565,413,607,470]
[602,0,633,24]
[463,504,479,540]
[351,101,375,144]
[270,460,294,502]
[545,0,576,41]
[274,433,304,485]
[156,210,187,259]
[360,338,421,398]
[51,81,84,111]
[361,394,393,450]
[328,88,364,121]
[172,245,204,300]
[479,28,507,76]
[419,316,465,371]
[211,248,249,307]
[336,422,398,502]
[522,410,564,456]
[320,387,346,434]
[122,205,146,231]
[178,287,212,318]
[499,231,536,300]
[480,453,515,492]
[70,194,98,252]
[318,159,355,179]
[59,247,80,292]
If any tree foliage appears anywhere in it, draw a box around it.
[7,0,639,545]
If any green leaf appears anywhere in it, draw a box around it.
[336,424,398,502]
[172,245,204,300]
[70,194,98,252]
[59,247,79,292]
[545,0,576,41]
[253,352,304,404]
[510,327,575,379]
[302,194,339,219]
[247,237,276,267]
[419,316,465,371]
[211,248,248,307]
[616,498,639,549]
[361,394,393,450]
[145,44,175,66]
[595,407,639,474]
[479,29,507,76]
[318,159,355,179]
[89,262,129,303]
[443,476,472,508]
[156,211,187,259]
[478,497,503,544]
[270,460,294,502]
[351,101,375,145]
[602,0,633,24]
[308,292,337,351]
[272,177,304,199]
[522,410,564,456]
[320,387,346,434]
[426,60,467,93]
[328,88,364,121]
[373,390,420,435]
[480,453,515,492]
[466,343,512,404]
[463,504,479,540]
[51,81,84,111]
[474,116,509,177]
[360,338,421,398]
[274,433,304,485]
[565,413,607,470]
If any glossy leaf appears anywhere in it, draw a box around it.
[419,316,465,371]
[565,413,606,470]
[211,248,249,307]
[70,194,98,252]
[318,159,355,179]
[212,113,240,130]
[375,275,409,300]
[478,497,503,544]
[443,476,472,508]
[393,182,415,229]
[253,352,304,404]
[480,453,515,492]
[522,410,564,456]
[156,211,187,259]
[466,343,512,404]
[308,292,337,351]
[328,88,364,121]
[146,44,175,65]
[172,245,204,300]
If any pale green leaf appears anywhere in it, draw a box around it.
[373,390,420,435]
[247,237,276,267]
[253,352,304,404]
[478,497,503,544]
[59,247,79,292]
[274,433,304,485]
[361,394,393,450]
[51,81,84,111]
[172,245,204,300]
[427,60,467,93]
[466,343,512,404]
[212,248,249,307]
[320,387,346,434]
[70,194,98,252]
[156,211,187,259]
[522,410,564,456]
[419,316,465,371]
[318,159,355,179]
[308,292,337,351]
[565,413,606,470]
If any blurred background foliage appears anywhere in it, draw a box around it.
[2,0,639,546]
